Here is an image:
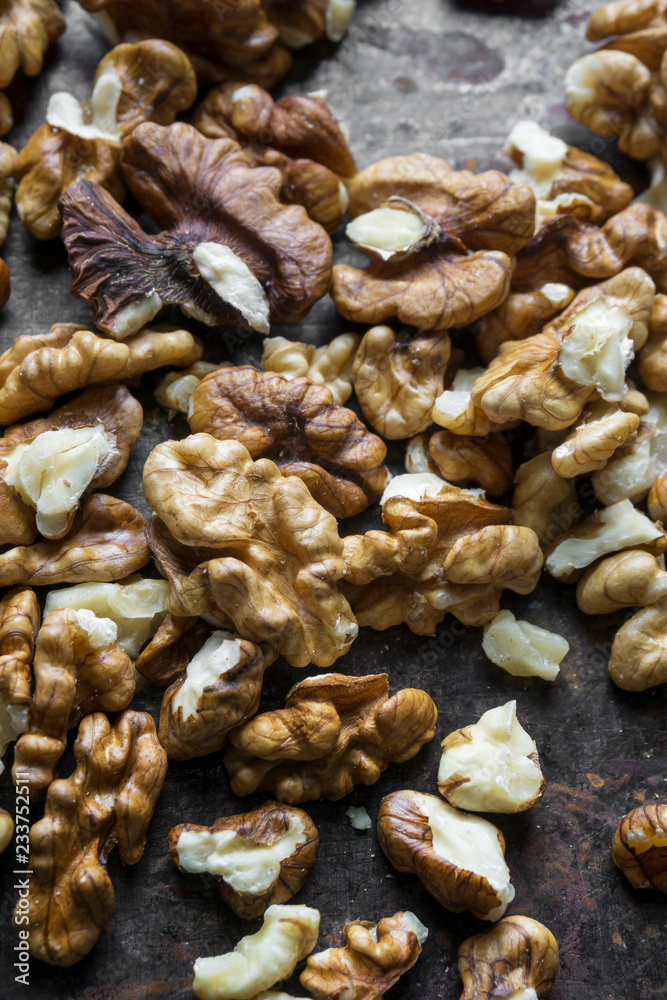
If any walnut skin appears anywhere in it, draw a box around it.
[61,122,332,339]
[159,632,275,760]
[428,430,513,496]
[352,326,452,440]
[188,366,388,518]
[612,801,667,893]
[262,333,360,406]
[223,673,437,804]
[576,549,667,614]
[143,435,358,668]
[0,383,142,544]
[169,801,319,919]
[194,82,355,231]
[15,709,166,966]
[13,40,197,240]
[475,282,575,364]
[0,493,150,587]
[0,322,202,425]
[12,608,134,798]
[135,613,211,688]
[608,598,667,690]
[0,587,40,772]
[300,911,426,1000]
[332,154,535,330]
[458,915,559,999]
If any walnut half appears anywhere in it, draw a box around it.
[458,914,559,999]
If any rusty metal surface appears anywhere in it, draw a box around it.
[0,1,665,998]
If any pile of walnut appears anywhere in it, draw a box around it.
[2,0,667,996]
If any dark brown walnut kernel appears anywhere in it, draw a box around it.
[135,613,211,688]
[428,429,513,496]
[458,914,559,999]
[612,801,667,893]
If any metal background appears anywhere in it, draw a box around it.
[0,2,665,998]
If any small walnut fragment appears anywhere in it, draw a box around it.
[159,631,274,760]
[612,801,667,893]
[608,599,667,690]
[0,384,142,543]
[432,367,510,438]
[169,802,318,919]
[0,322,202,425]
[0,493,150,587]
[16,709,166,965]
[428,429,513,496]
[194,83,355,231]
[12,608,134,798]
[475,282,575,364]
[156,362,231,416]
[14,40,197,240]
[482,610,569,682]
[591,393,667,505]
[262,334,360,405]
[189,366,388,517]
[332,154,535,330]
[61,123,333,339]
[0,0,65,126]
[551,400,641,479]
[576,549,667,614]
[639,293,667,391]
[224,673,437,804]
[0,142,16,246]
[135,613,211,687]
[352,326,451,440]
[378,790,514,920]
[0,806,12,852]
[193,905,320,1000]
[264,0,356,48]
[0,587,40,774]
[143,435,358,668]
[458,915,559,999]
[512,451,579,549]
[300,910,427,1000]
[438,700,545,813]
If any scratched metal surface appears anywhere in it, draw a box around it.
[0,1,665,998]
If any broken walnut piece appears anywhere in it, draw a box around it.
[13,40,197,240]
[61,122,333,339]
[608,598,667,690]
[332,153,535,330]
[0,383,142,543]
[638,293,667,391]
[0,141,16,247]
[262,334,360,406]
[264,0,356,48]
[0,493,150,587]
[155,362,231,416]
[482,610,569,682]
[576,549,667,614]
[649,471,667,520]
[589,394,667,506]
[475,282,575,365]
[143,434,358,668]
[0,806,12,852]
[612,801,667,893]
[458,914,559,999]
[551,400,641,479]
[169,801,318,919]
[378,789,514,921]
[512,451,580,550]
[300,910,427,1000]
[188,366,388,518]
[0,322,202,425]
[223,672,437,804]
[0,586,40,774]
[352,326,452,440]
[438,700,545,813]
[159,630,275,760]
[428,429,513,496]
[15,709,166,966]
[432,367,514,438]
[0,0,65,104]
[12,608,134,799]
[135,613,211,688]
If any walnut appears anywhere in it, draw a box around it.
[135,613,211,687]
[591,394,667,505]
[13,40,197,240]
[352,326,451,440]
[193,82,355,231]
[188,366,388,517]
[0,258,8,309]
[551,400,641,479]
[156,362,231,416]
[458,915,559,999]
[262,333,360,406]
[0,493,150,587]
[649,472,667,520]
[438,700,545,812]
[576,549,667,615]
[0,322,202,425]
[0,806,12,852]
[505,119,632,231]
[159,630,274,760]
[0,0,65,127]
[61,123,333,339]
[512,451,579,549]
[377,790,514,921]
[0,142,16,247]
[74,0,287,87]
[482,610,570,681]
[427,429,513,496]
[545,499,667,583]
[16,709,166,965]
[566,1,667,162]
[223,672,437,803]
[432,367,513,437]
[0,94,11,137]
[343,489,542,634]
[300,911,427,1000]
[169,802,318,919]
[0,587,40,775]
[192,903,320,1000]
[638,293,667,390]
[332,154,535,330]
[263,0,356,48]
[0,383,142,543]
[12,608,134,798]
[143,434,357,668]
[475,282,575,364]
[612,801,667,892]
[471,269,655,429]
[608,599,667,690]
